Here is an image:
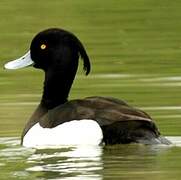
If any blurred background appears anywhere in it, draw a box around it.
[0,0,181,137]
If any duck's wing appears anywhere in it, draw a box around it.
[38,96,170,145]
[39,96,155,128]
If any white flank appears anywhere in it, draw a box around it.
[23,120,103,147]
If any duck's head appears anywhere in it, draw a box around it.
[4,28,91,108]
[4,28,90,75]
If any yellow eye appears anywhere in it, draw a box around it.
[40,44,46,50]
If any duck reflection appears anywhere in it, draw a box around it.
[26,145,103,180]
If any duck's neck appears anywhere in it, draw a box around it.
[41,67,76,109]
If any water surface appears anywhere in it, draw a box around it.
[0,137,181,180]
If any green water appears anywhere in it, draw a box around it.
[0,0,181,179]
[1,137,181,180]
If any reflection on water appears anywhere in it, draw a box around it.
[0,137,181,179]
[0,138,103,180]
[27,146,103,180]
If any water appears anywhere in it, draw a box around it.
[2,73,181,180]
[0,137,181,180]
[1,74,181,180]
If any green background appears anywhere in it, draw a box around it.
[0,0,181,136]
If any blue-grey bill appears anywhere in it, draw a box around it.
[4,51,33,69]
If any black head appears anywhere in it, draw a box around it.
[5,28,91,74]
[30,28,90,75]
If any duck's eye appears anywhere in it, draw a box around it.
[40,44,47,50]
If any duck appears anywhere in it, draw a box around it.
[4,28,171,147]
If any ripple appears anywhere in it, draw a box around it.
[141,106,181,111]
[166,136,181,146]
[140,76,181,82]
[0,102,37,106]
[0,137,20,145]
[78,73,135,79]
[154,115,181,119]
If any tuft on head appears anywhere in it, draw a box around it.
[79,46,91,76]
[71,34,91,76]
[73,38,91,76]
